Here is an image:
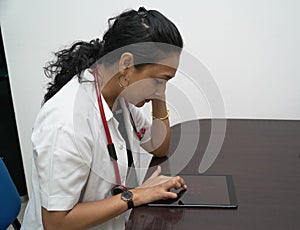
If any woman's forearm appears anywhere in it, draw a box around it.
[42,189,144,230]
[42,194,127,230]
[142,99,170,157]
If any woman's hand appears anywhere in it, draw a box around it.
[130,166,187,206]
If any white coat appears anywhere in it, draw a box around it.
[21,69,152,230]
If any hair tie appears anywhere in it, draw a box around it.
[137,7,148,18]
[100,39,105,48]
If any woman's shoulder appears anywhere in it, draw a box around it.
[34,77,82,130]
[34,73,98,133]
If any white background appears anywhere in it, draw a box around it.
[1,0,299,193]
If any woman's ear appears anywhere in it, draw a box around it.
[119,52,134,74]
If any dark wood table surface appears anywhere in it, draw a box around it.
[126,119,300,230]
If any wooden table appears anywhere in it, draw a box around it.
[126,119,300,230]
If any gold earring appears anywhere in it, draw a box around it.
[118,74,130,88]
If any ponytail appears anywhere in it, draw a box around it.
[43,39,103,103]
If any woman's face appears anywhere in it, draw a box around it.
[121,53,180,107]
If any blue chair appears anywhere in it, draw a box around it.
[0,157,21,230]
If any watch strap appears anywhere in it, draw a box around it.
[127,200,134,209]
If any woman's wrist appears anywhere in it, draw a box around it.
[151,99,168,120]
[152,110,169,120]
[129,188,144,207]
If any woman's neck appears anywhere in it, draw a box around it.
[101,84,119,111]
[98,71,120,111]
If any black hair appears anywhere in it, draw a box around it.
[43,7,183,103]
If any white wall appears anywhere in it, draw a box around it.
[1,0,299,194]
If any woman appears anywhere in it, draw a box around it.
[22,7,187,230]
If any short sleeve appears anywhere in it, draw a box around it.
[32,126,92,211]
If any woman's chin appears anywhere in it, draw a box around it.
[132,99,151,107]
[135,101,146,107]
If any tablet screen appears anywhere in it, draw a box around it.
[148,175,238,208]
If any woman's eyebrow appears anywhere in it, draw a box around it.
[162,74,173,80]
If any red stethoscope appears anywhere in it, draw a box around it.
[93,68,145,195]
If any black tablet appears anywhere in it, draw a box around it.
[147,174,238,208]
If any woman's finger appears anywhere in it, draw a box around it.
[176,176,187,189]
[165,191,178,199]
[148,166,161,179]
[163,176,187,190]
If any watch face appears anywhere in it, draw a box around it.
[122,190,133,201]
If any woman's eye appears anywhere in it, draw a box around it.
[155,79,164,85]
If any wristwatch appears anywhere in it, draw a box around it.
[121,190,134,210]
[111,185,134,210]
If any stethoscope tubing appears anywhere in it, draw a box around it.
[93,68,122,186]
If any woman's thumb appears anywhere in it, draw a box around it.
[149,166,161,179]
